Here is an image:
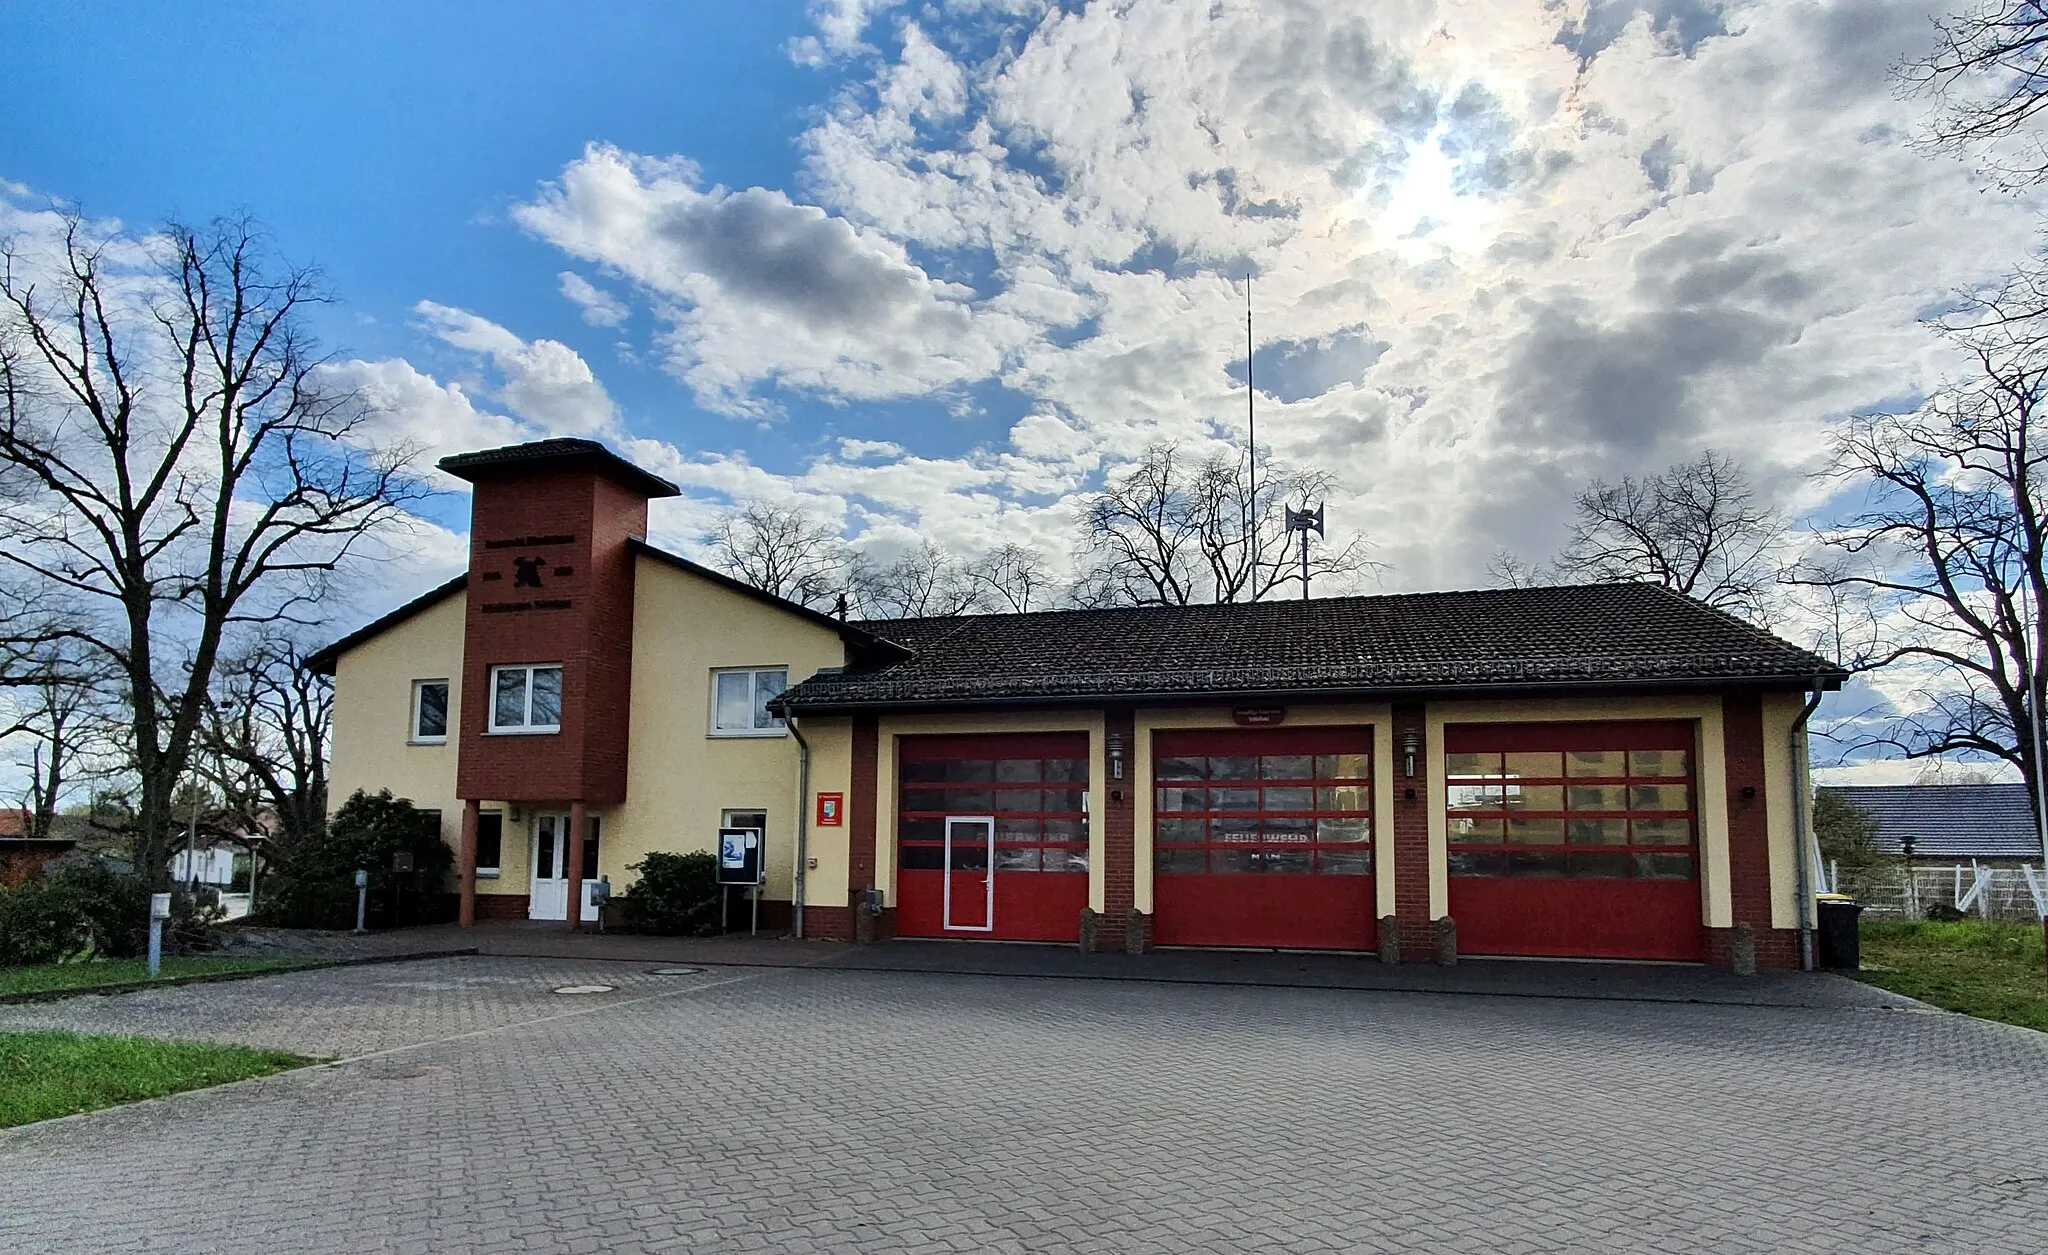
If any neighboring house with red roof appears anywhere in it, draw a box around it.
[0,809,78,887]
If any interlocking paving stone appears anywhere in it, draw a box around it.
[0,956,2042,1253]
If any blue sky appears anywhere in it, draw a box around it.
[5,1,2045,783]
[3,1,864,494]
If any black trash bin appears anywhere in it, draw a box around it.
[1815,895,1864,969]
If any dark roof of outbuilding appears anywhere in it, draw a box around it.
[437,438,681,499]
[776,582,1846,713]
[1821,784,2044,861]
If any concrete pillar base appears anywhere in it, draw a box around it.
[1124,909,1150,955]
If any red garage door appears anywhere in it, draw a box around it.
[895,733,1089,943]
[1445,722,1704,961]
[1152,727,1375,950]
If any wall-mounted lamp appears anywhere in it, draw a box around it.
[1106,732,1126,781]
[1400,728,1421,779]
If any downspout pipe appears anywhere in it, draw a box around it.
[789,714,811,940]
[1791,677,1826,972]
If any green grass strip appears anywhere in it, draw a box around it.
[1856,921,2048,1033]
[0,1030,312,1127]
[0,956,323,999]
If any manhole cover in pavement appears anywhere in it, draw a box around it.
[551,984,616,995]
[647,967,705,976]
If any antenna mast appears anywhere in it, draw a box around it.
[1246,274,1257,584]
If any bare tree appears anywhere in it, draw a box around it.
[1792,267,2048,790]
[1073,443,1373,606]
[1901,1,2048,188]
[856,541,983,618]
[704,501,851,610]
[0,642,113,841]
[198,636,332,843]
[0,215,423,887]
[1539,451,1783,620]
[967,543,1053,613]
[1486,549,1550,589]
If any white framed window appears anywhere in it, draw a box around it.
[710,667,788,737]
[489,664,563,734]
[410,680,450,743]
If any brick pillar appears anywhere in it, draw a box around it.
[848,716,889,943]
[1392,702,1435,959]
[458,799,479,928]
[1095,708,1137,952]
[564,801,587,932]
[1714,693,1794,969]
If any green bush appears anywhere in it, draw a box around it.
[46,862,150,958]
[619,851,723,936]
[252,791,452,930]
[0,880,92,967]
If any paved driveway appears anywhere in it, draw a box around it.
[1,957,2043,1253]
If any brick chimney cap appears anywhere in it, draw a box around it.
[437,438,680,499]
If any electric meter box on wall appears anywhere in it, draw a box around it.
[717,827,763,886]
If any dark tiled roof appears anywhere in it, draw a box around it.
[1822,784,2044,861]
[438,438,681,499]
[776,583,1846,712]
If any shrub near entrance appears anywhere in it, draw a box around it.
[620,851,723,936]
[255,791,452,930]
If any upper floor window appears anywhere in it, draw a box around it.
[712,667,787,737]
[411,680,450,743]
[490,664,563,734]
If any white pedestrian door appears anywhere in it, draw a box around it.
[942,816,995,932]
[529,814,601,922]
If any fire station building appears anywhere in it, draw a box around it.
[310,438,1847,970]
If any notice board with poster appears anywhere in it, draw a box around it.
[717,827,763,886]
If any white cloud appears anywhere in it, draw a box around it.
[317,357,534,483]
[557,271,629,327]
[414,301,619,436]
[511,143,1040,418]
[787,0,903,66]
[838,437,905,459]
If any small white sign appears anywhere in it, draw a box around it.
[149,892,172,921]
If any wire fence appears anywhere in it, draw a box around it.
[1832,861,2048,921]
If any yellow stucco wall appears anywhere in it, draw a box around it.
[328,591,467,861]
[790,715,853,913]
[1762,691,1812,931]
[603,556,851,903]
[872,712,1107,908]
[1133,706,1396,919]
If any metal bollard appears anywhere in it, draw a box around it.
[354,869,369,934]
[148,893,171,977]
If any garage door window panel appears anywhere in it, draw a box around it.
[899,746,1088,874]
[1447,724,1697,882]
[1150,743,1373,876]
